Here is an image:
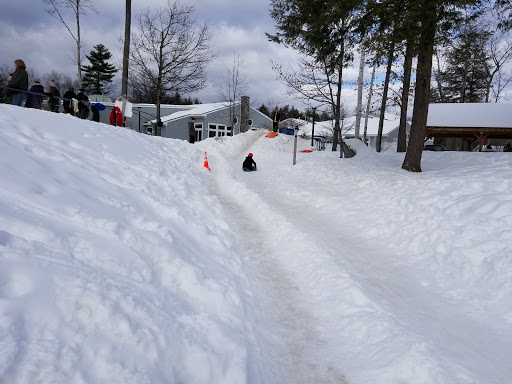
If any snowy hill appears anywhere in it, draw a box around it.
[1,104,511,384]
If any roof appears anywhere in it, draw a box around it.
[152,102,239,124]
[342,113,402,136]
[284,114,403,137]
[427,103,512,129]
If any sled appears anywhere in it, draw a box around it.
[265,132,278,138]
[299,149,313,153]
[243,168,257,172]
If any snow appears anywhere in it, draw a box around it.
[1,104,512,384]
[427,103,512,128]
[157,102,234,124]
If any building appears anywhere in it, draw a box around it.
[94,97,272,142]
[280,114,411,148]
[426,103,512,151]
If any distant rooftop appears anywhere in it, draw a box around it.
[427,103,512,128]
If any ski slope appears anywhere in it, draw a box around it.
[1,104,511,384]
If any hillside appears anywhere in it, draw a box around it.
[1,104,511,384]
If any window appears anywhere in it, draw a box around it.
[208,124,231,138]
[195,123,203,142]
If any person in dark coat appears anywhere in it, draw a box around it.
[62,88,76,115]
[242,153,257,171]
[75,88,90,119]
[188,117,196,143]
[0,75,4,103]
[271,107,280,132]
[2,74,13,104]
[46,81,61,112]
[25,81,45,109]
[7,59,28,106]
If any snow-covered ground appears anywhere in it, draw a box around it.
[1,104,511,384]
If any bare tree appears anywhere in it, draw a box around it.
[130,0,216,135]
[219,52,249,134]
[485,28,512,102]
[43,0,96,87]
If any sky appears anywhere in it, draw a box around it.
[1,104,512,383]
[0,0,326,110]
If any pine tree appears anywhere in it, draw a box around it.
[435,25,490,103]
[81,44,118,94]
[258,104,270,117]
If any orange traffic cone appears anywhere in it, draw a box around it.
[204,151,210,170]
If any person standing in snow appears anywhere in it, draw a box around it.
[7,59,28,107]
[272,107,280,132]
[62,87,76,115]
[76,88,90,119]
[188,117,196,143]
[242,153,257,171]
[91,104,100,122]
[25,81,45,109]
[46,80,61,112]
[2,74,13,104]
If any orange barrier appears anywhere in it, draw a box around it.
[204,151,210,170]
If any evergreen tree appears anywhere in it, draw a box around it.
[434,25,490,103]
[258,104,270,117]
[81,44,118,94]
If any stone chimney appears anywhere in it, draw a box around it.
[240,96,250,133]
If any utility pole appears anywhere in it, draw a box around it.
[121,0,131,121]
[293,126,298,165]
[310,106,317,147]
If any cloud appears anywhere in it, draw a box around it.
[0,0,377,111]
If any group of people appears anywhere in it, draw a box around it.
[2,59,60,111]
[61,87,94,120]
[1,58,96,121]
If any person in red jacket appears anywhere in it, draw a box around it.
[110,106,123,126]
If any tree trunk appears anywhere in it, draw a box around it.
[76,0,82,86]
[121,0,131,101]
[331,40,345,153]
[433,53,446,102]
[355,46,366,139]
[156,34,164,136]
[460,58,469,102]
[402,3,438,172]
[363,60,377,145]
[398,39,414,153]
[376,42,395,152]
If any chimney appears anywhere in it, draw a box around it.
[240,96,250,133]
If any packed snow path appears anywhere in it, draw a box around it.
[2,105,511,384]
[207,131,512,384]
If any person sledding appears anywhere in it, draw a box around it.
[242,153,257,171]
